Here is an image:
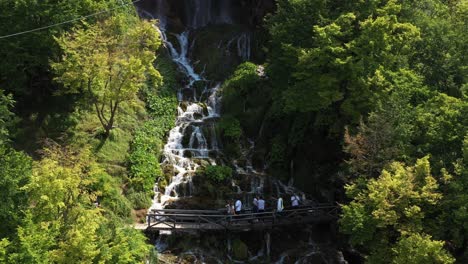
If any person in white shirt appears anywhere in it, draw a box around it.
[277,196,284,213]
[253,196,259,213]
[235,199,242,214]
[291,193,300,207]
[257,197,265,212]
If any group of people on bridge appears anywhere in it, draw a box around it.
[225,194,302,215]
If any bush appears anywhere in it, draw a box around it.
[91,170,132,218]
[204,165,233,182]
[127,190,152,210]
[219,116,242,140]
[224,62,259,94]
[128,124,163,194]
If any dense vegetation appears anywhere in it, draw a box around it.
[221,0,467,262]
[0,0,466,263]
[0,0,173,262]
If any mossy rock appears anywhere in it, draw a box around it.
[192,158,211,168]
[191,25,249,81]
[183,150,193,158]
[180,254,196,264]
[162,164,175,178]
[181,125,193,147]
[158,178,168,190]
[180,101,189,112]
[200,103,209,116]
[232,239,248,260]
[193,112,203,120]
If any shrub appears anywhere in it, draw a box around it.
[204,165,233,182]
[127,190,152,210]
[128,124,162,194]
[219,116,242,140]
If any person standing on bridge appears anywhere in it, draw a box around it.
[253,196,259,213]
[291,193,300,207]
[226,201,235,215]
[277,196,284,213]
[235,198,243,214]
[257,196,265,212]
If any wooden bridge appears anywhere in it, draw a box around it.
[137,205,339,232]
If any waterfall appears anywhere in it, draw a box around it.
[154,0,168,29]
[139,1,230,209]
[137,2,347,263]
[237,33,251,61]
[187,0,212,29]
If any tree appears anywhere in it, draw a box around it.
[414,93,468,172]
[435,135,468,260]
[344,69,429,178]
[340,157,453,262]
[392,233,455,264]
[52,15,162,137]
[6,143,152,263]
[0,90,32,240]
[0,0,130,96]
[0,146,32,239]
[401,0,468,97]
[266,0,420,135]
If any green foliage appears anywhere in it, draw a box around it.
[344,69,427,178]
[263,0,422,141]
[414,93,468,172]
[126,190,152,210]
[128,123,163,193]
[0,238,9,263]
[52,15,162,136]
[0,0,129,95]
[203,165,233,183]
[218,116,243,158]
[3,144,151,263]
[435,135,468,254]
[402,0,468,97]
[0,90,15,144]
[0,146,32,239]
[221,62,268,137]
[223,62,260,94]
[392,233,455,264]
[91,169,132,218]
[269,136,288,180]
[340,157,452,261]
[127,54,178,200]
[219,116,242,140]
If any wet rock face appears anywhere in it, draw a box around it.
[137,0,276,29]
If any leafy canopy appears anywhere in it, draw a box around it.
[52,15,162,136]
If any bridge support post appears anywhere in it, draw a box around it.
[264,231,270,257]
[226,232,232,256]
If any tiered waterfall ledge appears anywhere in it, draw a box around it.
[135,205,339,232]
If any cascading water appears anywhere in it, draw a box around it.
[138,1,234,210]
[137,1,347,263]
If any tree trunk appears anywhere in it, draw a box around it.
[103,101,119,138]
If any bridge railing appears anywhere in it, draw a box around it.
[146,205,338,231]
